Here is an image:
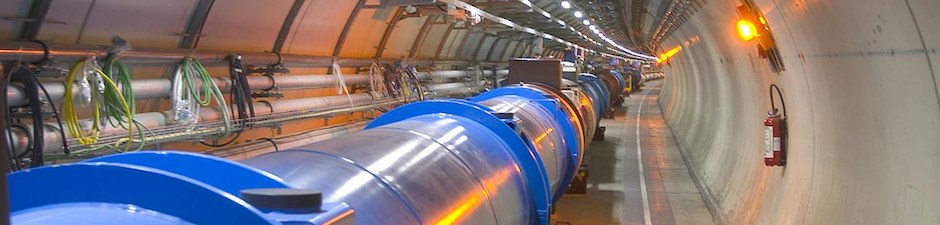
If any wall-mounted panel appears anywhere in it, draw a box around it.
[283,0,358,56]
[197,0,292,52]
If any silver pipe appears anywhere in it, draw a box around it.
[426,81,487,97]
[7,69,497,107]
[6,74,371,107]
[9,93,379,154]
[426,82,478,91]
[415,69,508,80]
[0,41,505,67]
[208,120,370,161]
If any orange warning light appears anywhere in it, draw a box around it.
[656,45,683,64]
[737,19,758,41]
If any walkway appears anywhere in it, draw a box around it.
[554,81,715,225]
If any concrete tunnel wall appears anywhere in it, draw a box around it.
[657,0,940,224]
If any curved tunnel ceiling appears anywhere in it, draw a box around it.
[1,0,663,62]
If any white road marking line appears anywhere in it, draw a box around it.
[636,88,654,225]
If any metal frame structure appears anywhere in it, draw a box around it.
[271,0,308,53]
[178,0,215,49]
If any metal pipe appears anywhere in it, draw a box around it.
[208,120,370,161]
[426,81,482,92]
[6,74,371,107]
[415,69,508,80]
[0,41,492,67]
[426,80,488,95]
[7,69,496,107]
[9,93,380,155]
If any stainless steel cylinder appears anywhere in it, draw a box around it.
[242,114,533,225]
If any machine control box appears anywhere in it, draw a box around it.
[507,58,562,90]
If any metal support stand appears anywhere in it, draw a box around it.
[593,126,606,141]
[565,155,590,196]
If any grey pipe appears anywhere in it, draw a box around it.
[208,120,370,161]
[5,74,371,107]
[6,70,500,107]
[9,93,379,155]
[9,77,485,155]
[426,81,487,97]
[0,41,506,67]
[415,69,508,80]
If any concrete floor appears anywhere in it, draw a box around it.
[554,81,715,225]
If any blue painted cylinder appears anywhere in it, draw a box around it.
[578,73,609,121]
[610,70,626,93]
[470,86,585,203]
[8,84,607,225]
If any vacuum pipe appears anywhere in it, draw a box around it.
[5,74,370,107]
[0,41,504,67]
[8,93,380,155]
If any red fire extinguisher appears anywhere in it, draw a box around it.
[764,84,787,167]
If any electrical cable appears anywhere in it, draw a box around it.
[199,55,253,147]
[63,58,135,151]
[258,138,279,152]
[171,56,231,138]
[101,54,147,151]
[381,64,402,98]
[33,70,69,155]
[367,61,386,98]
[393,61,424,101]
[17,67,44,167]
[2,63,70,169]
[331,60,356,108]
[404,64,428,100]
[769,84,787,118]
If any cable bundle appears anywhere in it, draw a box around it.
[228,55,255,128]
[331,60,356,107]
[200,55,254,147]
[381,64,404,99]
[63,57,135,151]
[403,64,428,100]
[3,64,67,169]
[389,61,425,101]
[170,57,231,137]
[367,61,387,98]
[101,54,148,150]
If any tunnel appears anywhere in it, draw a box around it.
[0,0,938,225]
